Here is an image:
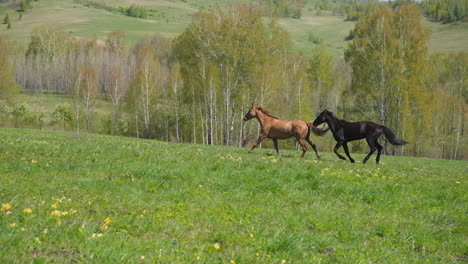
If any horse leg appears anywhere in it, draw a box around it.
[273,138,279,155]
[249,134,267,153]
[374,139,383,164]
[342,142,355,163]
[306,135,320,159]
[296,137,308,158]
[363,137,377,164]
[334,141,347,161]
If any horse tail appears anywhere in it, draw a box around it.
[382,126,408,146]
[308,122,329,136]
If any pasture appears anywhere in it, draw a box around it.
[1,0,467,58]
[0,129,466,263]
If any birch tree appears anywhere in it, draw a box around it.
[0,36,19,105]
[105,31,127,135]
[345,4,432,155]
[76,65,99,132]
[128,44,161,139]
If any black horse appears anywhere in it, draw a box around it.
[312,110,407,163]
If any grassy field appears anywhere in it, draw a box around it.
[0,0,466,58]
[0,128,466,263]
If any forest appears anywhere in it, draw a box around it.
[0,1,467,160]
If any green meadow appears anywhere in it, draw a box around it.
[0,0,467,57]
[0,129,466,263]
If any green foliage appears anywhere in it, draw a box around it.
[255,0,306,18]
[419,0,466,23]
[26,26,75,60]
[74,0,149,19]
[0,99,12,118]
[175,6,301,145]
[127,40,161,138]
[3,13,11,29]
[0,129,466,262]
[345,4,433,155]
[51,104,72,130]
[313,0,385,18]
[307,32,323,44]
[105,30,126,55]
[20,0,32,12]
[126,5,148,19]
[308,43,335,113]
[11,103,30,128]
[345,10,362,21]
[2,13,8,24]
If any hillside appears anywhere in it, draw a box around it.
[0,128,466,263]
[0,0,467,58]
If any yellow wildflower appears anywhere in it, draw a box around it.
[9,223,16,227]
[102,224,109,231]
[23,208,33,214]
[31,160,38,164]
[104,217,111,225]
[89,233,103,239]
[51,204,58,209]
[2,203,12,211]
[213,243,221,250]
[140,256,145,260]
[51,210,61,217]
[43,229,49,234]
[230,261,236,264]
[6,211,12,215]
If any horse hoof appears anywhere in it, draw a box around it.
[350,160,355,163]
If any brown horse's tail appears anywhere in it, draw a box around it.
[307,122,329,136]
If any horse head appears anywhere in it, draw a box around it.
[243,104,257,121]
[313,110,329,127]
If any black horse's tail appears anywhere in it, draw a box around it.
[382,126,408,146]
[307,123,329,136]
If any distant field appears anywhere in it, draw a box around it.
[423,19,468,54]
[0,0,197,44]
[276,11,355,58]
[0,0,466,57]
[0,128,466,263]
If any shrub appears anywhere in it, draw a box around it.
[127,5,147,18]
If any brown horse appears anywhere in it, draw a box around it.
[243,105,328,158]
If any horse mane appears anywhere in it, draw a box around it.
[326,110,345,126]
[257,106,279,120]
